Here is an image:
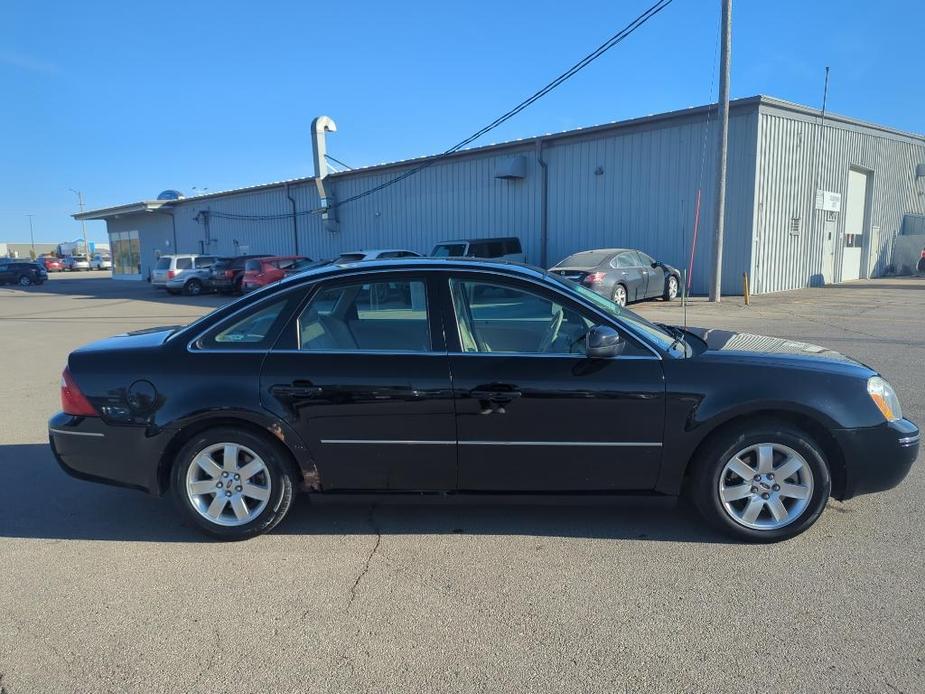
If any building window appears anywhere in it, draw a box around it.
[110,231,141,276]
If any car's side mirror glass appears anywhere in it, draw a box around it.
[651,261,660,268]
[585,324,625,358]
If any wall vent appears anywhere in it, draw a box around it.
[789,216,801,236]
[495,156,526,180]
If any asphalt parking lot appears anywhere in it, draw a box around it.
[1,272,923,693]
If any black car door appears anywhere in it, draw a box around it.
[0,262,11,283]
[259,271,457,491]
[443,272,666,491]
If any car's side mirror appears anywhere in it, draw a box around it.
[651,261,660,269]
[586,324,625,358]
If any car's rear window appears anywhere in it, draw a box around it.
[432,244,466,257]
[244,259,263,272]
[156,257,171,270]
[560,251,614,267]
[335,253,366,263]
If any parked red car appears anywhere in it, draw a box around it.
[37,256,64,272]
[241,256,311,291]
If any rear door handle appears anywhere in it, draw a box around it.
[271,381,323,398]
[471,389,523,403]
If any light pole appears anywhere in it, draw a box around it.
[69,188,90,256]
[709,0,732,302]
[26,214,35,256]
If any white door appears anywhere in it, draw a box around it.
[841,169,870,281]
[821,213,837,284]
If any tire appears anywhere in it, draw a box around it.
[611,283,627,307]
[184,278,203,296]
[663,275,679,302]
[171,427,295,540]
[690,419,831,543]
[232,276,244,296]
[17,274,32,287]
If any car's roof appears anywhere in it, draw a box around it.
[433,237,520,245]
[279,257,547,288]
[338,249,417,256]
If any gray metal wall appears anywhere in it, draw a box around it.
[752,103,925,294]
[123,105,760,295]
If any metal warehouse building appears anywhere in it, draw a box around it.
[77,95,925,295]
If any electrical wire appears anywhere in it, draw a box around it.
[324,154,353,170]
[202,0,675,222]
[332,0,674,209]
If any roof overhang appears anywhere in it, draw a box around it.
[72,200,174,221]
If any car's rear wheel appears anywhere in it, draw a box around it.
[172,427,295,540]
[663,275,679,301]
[611,283,627,307]
[18,274,32,287]
[184,278,203,296]
[690,419,831,542]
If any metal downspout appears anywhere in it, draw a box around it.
[536,139,549,268]
[286,183,299,254]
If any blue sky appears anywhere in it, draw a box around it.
[1,0,921,244]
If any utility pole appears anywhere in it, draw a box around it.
[69,189,90,256]
[26,214,35,256]
[709,0,732,302]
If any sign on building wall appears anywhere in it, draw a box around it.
[815,190,842,212]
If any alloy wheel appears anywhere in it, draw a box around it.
[718,443,814,530]
[613,285,627,307]
[185,442,272,527]
[667,276,678,299]
[18,275,32,286]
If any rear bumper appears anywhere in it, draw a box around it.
[833,419,919,499]
[48,412,165,494]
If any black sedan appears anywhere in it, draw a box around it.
[49,259,918,541]
[0,259,47,286]
[550,248,680,306]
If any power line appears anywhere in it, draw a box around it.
[332,0,674,210]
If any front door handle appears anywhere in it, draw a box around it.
[271,381,323,398]
[471,389,523,403]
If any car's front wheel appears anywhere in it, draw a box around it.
[172,427,295,540]
[690,419,831,542]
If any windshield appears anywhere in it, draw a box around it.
[548,273,685,355]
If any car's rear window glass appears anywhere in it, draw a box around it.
[432,244,466,257]
[244,259,263,272]
[335,253,365,263]
[156,257,171,270]
[297,280,430,352]
[561,251,613,267]
[207,300,288,347]
[502,238,522,254]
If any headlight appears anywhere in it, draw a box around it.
[867,376,903,422]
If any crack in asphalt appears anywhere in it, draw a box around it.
[345,505,382,613]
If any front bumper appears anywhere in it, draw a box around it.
[833,419,919,499]
[48,412,166,494]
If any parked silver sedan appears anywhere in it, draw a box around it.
[549,248,680,306]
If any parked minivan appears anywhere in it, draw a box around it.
[431,237,525,262]
[151,254,200,288]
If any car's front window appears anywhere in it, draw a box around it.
[549,274,684,354]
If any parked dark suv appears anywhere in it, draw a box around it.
[209,255,271,294]
[0,260,48,286]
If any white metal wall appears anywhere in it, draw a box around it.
[752,104,925,294]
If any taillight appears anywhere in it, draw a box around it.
[225,270,235,278]
[167,270,175,280]
[61,367,97,416]
[583,272,606,285]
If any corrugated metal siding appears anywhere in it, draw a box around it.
[543,109,758,296]
[753,105,925,294]
[108,107,765,295]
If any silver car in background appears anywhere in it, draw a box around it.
[164,255,221,295]
[90,253,112,270]
[549,248,680,307]
[64,255,91,271]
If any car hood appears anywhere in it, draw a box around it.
[73,326,180,353]
[684,327,869,369]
